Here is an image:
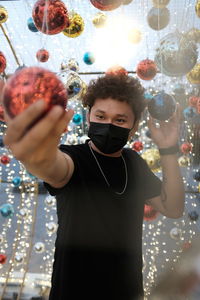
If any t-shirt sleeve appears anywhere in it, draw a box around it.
[43,144,77,196]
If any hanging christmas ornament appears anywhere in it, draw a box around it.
[63,11,84,38]
[72,113,82,125]
[188,210,199,221]
[0,203,14,218]
[34,242,45,253]
[136,59,157,81]
[12,176,22,187]
[178,155,190,167]
[0,254,7,264]
[106,65,128,76]
[32,0,69,35]
[155,31,198,77]
[92,12,107,28]
[83,52,95,65]
[128,28,142,44]
[188,96,200,108]
[185,28,200,44]
[152,0,170,8]
[2,66,68,119]
[0,6,8,23]
[27,17,38,32]
[0,155,10,165]
[90,0,122,11]
[0,52,6,73]
[183,106,198,120]
[14,253,24,264]
[58,70,83,100]
[132,141,143,152]
[141,149,161,172]
[36,49,49,62]
[187,63,200,84]
[170,227,182,240]
[180,142,193,154]
[148,92,176,121]
[66,133,78,145]
[147,7,170,31]
[143,204,158,221]
[195,0,200,17]
[67,58,79,72]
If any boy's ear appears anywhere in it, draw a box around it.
[128,120,139,140]
[86,112,90,125]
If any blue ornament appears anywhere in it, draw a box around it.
[193,170,200,181]
[144,92,153,100]
[12,176,22,187]
[183,107,198,120]
[27,17,38,32]
[148,92,176,120]
[0,203,14,218]
[72,113,82,125]
[188,210,199,221]
[83,52,95,65]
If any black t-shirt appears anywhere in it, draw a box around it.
[44,141,162,300]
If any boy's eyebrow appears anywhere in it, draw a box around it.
[95,109,128,118]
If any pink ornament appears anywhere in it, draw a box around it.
[136,59,157,81]
[180,142,193,154]
[2,66,68,118]
[90,0,122,11]
[36,49,49,62]
[0,52,6,73]
[32,0,69,35]
[105,65,128,76]
[188,96,199,107]
[132,141,143,152]
[143,204,158,221]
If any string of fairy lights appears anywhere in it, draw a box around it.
[0,0,200,299]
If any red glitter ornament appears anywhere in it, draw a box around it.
[136,59,157,81]
[180,142,193,154]
[1,155,10,165]
[105,65,128,76]
[0,51,6,73]
[132,141,143,152]
[90,0,122,11]
[32,0,69,35]
[36,49,49,62]
[2,66,68,119]
[143,204,158,221]
[0,253,7,264]
[0,104,5,122]
[188,96,199,107]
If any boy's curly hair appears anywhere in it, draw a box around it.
[82,74,146,122]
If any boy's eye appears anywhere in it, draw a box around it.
[116,119,125,123]
[96,115,104,119]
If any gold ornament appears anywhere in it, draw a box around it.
[195,0,200,18]
[141,149,161,172]
[92,12,107,28]
[187,63,200,84]
[63,11,84,38]
[80,81,88,100]
[178,156,191,167]
[128,28,142,44]
[185,27,200,43]
[0,6,8,23]
[152,0,170,8]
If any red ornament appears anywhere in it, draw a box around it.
[0,104,5,122]
[2,66,68,119]
[188,96,199,107]
[1,155,10,165]
[36,49,49,62]
[0,51,6,73]
[180,142,193,154]
[105,65,128,76]
[143,204,158,221]
[132,141,143,152]
[90,0,122,11]
[0,254,7,264]
[32,0,69,35]
[136,59,157,81]
[182,241,192,250]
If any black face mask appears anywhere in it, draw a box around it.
[88,122,131,154]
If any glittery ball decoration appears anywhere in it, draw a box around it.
[27,17,38,32]
[152,0,170,8]
[90,0,122,11]
[193,170,200,181]
[106,65,128,76]
[143,204,158,221]
[45,195,55,206]
[18,208,29,219]
[32,0,69,35]
[132,141,143,152]
[1,155,10,165]
[72,113,82,125]
[0,52,6,73]
[188,210,199,221]
[187,63,200,84]
[147,7,170,31]
[128,28,142,44]
[170,227,182,240]
[14,254,24,264]
[180,142,192,154]
[141,149,161,172]
[185,28,200,44]
[136,59,157,81]
[195,0,200,17]
[188,96,200,108]
[12,176,22,187]
[0,6,8,23]
[36,49,49,62]
[0,203,14,218]
[67,58,79,72]
[0,105,5,122]
[3,66,68,119]
[92,12,107,28]
[58,70,83,100]
[46,222,57,234]
[155,31,198,77]
[34,242,45,253]
[148,92,176,121]
[178,155,190,167]
[183,107,198,120]
[63,11,84,38]
[0,254,7,264]
[83,52,95,65]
